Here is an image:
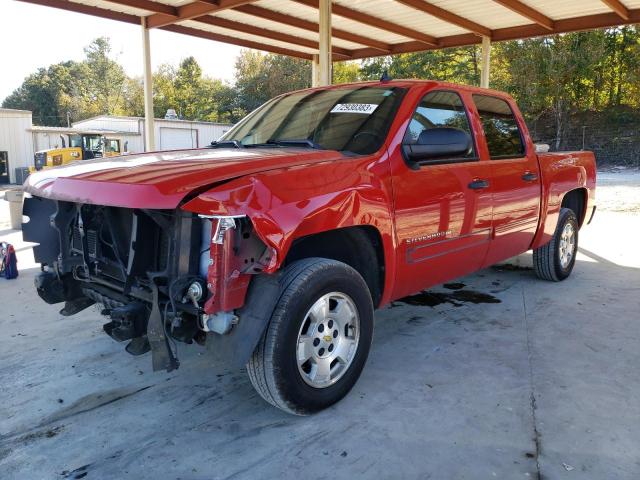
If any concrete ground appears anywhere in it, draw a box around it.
[1,171,639,480]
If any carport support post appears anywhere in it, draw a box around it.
[481,36,491,89]
[141,17,156,151]
[312,54,321,87]
[317,0,332,86]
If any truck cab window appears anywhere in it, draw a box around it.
[472,95,525,158]
[404,90,475,160]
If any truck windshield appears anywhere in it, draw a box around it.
[220,86,407,155]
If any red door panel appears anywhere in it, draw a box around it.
[485,157,540,264]
[469,94,541,265]
[388,89,493,300]
[391,162,493,299]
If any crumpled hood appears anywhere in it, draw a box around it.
[24,147,343,209]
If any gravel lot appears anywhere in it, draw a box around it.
[1,171,639,480]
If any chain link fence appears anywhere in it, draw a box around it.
[529,118,640,168]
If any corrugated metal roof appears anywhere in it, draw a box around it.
[29,125,138,135]
[524,0,610,19]
[72,114,233,127]
[430,0,531,28]
[16,0,640,60]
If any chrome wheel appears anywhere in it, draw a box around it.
[296,292,360,389]
[559,222,576,269]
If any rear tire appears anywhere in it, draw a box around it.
[246,258,374,415]
[533,208,578,281]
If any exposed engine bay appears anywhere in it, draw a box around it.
[22,195,273,372]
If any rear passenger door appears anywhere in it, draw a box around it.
[471,94,541,265]
[390,90,493,300]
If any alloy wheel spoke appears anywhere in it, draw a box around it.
[335,338,356,365]
[297,335,314,365]
[311,357,332,383]
[309,296,330,322]
[333,297,355,327]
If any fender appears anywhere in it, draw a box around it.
[531,151,596,250]
[181,152,398,307]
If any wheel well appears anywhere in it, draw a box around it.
[561,189,587,227]
[284,226,385,307]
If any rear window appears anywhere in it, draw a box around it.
[473,95,525,159]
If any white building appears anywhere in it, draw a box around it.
[0,109,35,184]
[30,125,140,155]
[73,115,233,153]
[0,109,234,184]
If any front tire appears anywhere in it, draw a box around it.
[246,258,374,415]
[533,207,579,281]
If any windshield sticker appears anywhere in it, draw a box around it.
[330,103,379,114]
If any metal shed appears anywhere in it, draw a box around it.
[72,115,233,152]
[0,108,35,184]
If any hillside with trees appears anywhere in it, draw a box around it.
[3,29,639,165]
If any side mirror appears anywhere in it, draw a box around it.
[403,127,472,163]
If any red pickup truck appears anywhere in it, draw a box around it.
[22,80,596,414]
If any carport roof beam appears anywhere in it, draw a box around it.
[233,4,392,53]
[294,0,439,46]
[106,0,177,17]
[145,0,257,29]
[193,15,353,59]
[164,24,319,60]
[395,0,493,38]
[601,0,630,20]
[491,0,555,31]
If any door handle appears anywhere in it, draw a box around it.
[522,172,538,182]
[468,179,490,190]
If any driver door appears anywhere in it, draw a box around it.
[389,89,493,299]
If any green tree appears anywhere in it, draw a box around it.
[3,37,130,125]
[82,37,127,115]
[333,61,361,84]
[152,58,238,122]
[173,56,204,119]
[2,61,81,126]
[360,47,481,85]
[233,50,310,114]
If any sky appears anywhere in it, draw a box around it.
[0,0,242,101]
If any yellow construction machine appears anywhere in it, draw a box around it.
[31,132,125,172]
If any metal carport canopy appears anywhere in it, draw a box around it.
[15,0,640,149]
[16,0,640,60]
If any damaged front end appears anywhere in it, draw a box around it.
[22,195,274,372]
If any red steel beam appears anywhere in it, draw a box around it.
[293,0,439,46]
[395,0,492,37]
[17,0,140,24]
[491,0,555,30]
[165,24,343,61]
[600,0,630,20]
[104,0,177,16]
[234,4,392,53]
[194,15,353,59]
[349,9,640,59]
[146,0,257,29]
